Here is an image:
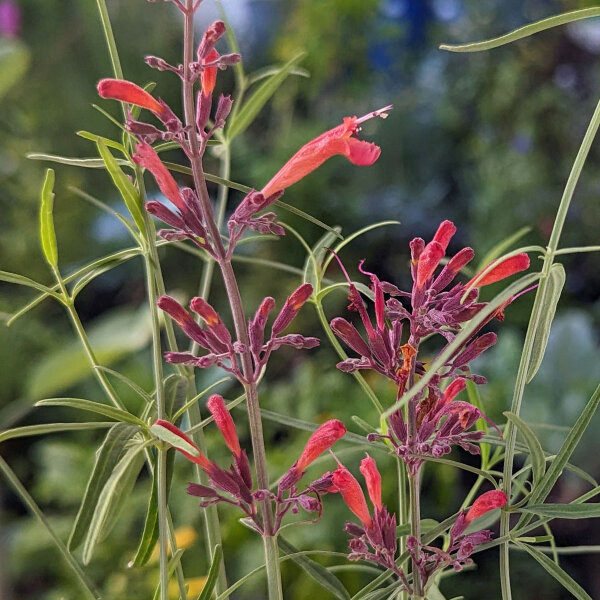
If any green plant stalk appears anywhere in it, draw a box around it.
[142,216,170,600]
[408,472,423,599]
[499,93,600,600]
[0,456,101,600]
[52,267,124,411]
[182,3,281,597]
[396,458,408,600]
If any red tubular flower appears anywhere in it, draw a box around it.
[432,220,456,253]
[416,241,444,289]
[443,377,467,404]
[153,419,212,469]
[359,454,382,510]
[296,420,347,472]
[97,78,168,119]
[261,105,392,198]
[468,253,530,288]
[206,394,241,457]
[189,297,232,346]
[271,283,313,335]
[465,490,508,523]
[332,467,372,529]
[133,142,185,211]
[201,48,219,96]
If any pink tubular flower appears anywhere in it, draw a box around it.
[468,254,530,288]
[443,377,467,404]
[465,490,508,523]
[416,220,457,289]
[98,79,167,119]
[133,142,185,211]
[359,454,382,510]
[201,48,219,96]
[260,106,392,198]
[153,419,212,469]
[332,467,372,529]
[206,394,241,457]
[296,420,347,472]
[271,283,314,335]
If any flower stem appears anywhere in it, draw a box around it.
[181,3,281,596]
[408,471,423,599]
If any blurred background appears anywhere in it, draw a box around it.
[1,0,600,598]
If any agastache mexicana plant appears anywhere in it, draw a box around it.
[328,220,529,594]
[96,3,386,597]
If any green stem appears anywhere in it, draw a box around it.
[396,459,408,600]
[263,534,284,600]
[408,472,423,599]
[500,92,600,600]
[0,456,100,600]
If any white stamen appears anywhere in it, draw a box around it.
[356,104,394,124]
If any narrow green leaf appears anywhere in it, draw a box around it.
[131,459,159,567]
[39,168,58,267]
[504,412,545,488]
[247,64,309,86]
[278,536,350,600]
[164,374,189,421]
[76,131,127,153]
[36,398,147,428]
[440,8,600,53]
[151,422,202,458]
[520,503,600,520]
[28,152,129,169]
[197,544,224,600]
[526,263,566,382]
[97,139,146,233]
[82,440,149,564]
[172,376,231,423]
[0,456,100,599]
[69,423,138,550]
[466,380,490,466]
[396,519,440,537]
[96,366,153,405]
[227,52,306,140]
[522,384,600,521]
[515,541,592,600]
[0,270,62,299]
[0,422,113,444]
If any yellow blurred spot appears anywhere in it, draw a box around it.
[168,576,208,599]
[149,526,198,563]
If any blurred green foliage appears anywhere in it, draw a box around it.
[1,1,599,599]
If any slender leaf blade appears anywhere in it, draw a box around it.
[197,544,224,600]
[0,422,113,443]
[515,541,592,600]
[520,503,600,519]
[227,52,306,140]
[440,8,600,53]
[504,412,545,489]
[526,263,565,382]
[82,441,149,564]
[36,398,147,428]
[39,168,58,267]
[278,536,350,600]
[96,139,146,233]
[69,423,138,550]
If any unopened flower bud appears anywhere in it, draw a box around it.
[465,490,507,523]
[197,20,226,61]
[468,253,530,288]
[207,394,241,457]
[272,283,313,335]
[332,467,372,529]
[359,454,382,510]
[214,94,233,129]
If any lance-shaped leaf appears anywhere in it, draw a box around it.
[526,263,565,382]
[69,423,138,551]
[504,412,545,489]
[82,440,149,564]
[97,139,146,233]
[197,544,223,600]
[226,52,306,141]
[39,168,58,267]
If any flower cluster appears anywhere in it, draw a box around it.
[331,455,508,592]
[153,402,346,535]
[158,283,318,383]
[332,221,529,470]
[407,489,508,583]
